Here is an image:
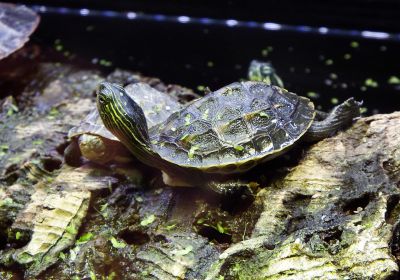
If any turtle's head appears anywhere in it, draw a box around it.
[96,82,151,152]
[248,60,284,88]
[97,82,126,108]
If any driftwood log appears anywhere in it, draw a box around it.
[0,63,399,279]
[207,111,400,280]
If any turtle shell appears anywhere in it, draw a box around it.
[69,83,182,140]
[150,81,315,173]
[125,83,182,128]
[68,108,117,141]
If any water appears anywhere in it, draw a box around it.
[20,7,400,114]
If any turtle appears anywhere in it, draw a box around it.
[64,61,276,166]
[247,60,284,88]
[64,83,183,166]
[96,81,361,194]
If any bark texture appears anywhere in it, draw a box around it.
[207,112,400,280]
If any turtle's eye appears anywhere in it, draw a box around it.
[97,91,110,105]
[97,82,115,104]
[98,94,107,104]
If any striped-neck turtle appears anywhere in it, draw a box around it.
[65,60,277,166]
[65,83,183,165]
[97,81,361,194]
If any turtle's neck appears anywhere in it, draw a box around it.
[96,82,197,185]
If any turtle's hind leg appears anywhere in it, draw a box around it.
[304,98,362,142]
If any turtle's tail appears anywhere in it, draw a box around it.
[304,98,362,142]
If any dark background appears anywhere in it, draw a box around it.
[9,1,400,113]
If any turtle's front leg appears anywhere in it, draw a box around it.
[206,180,258,197]
[64,141,82,167]
[162,171,257,197]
